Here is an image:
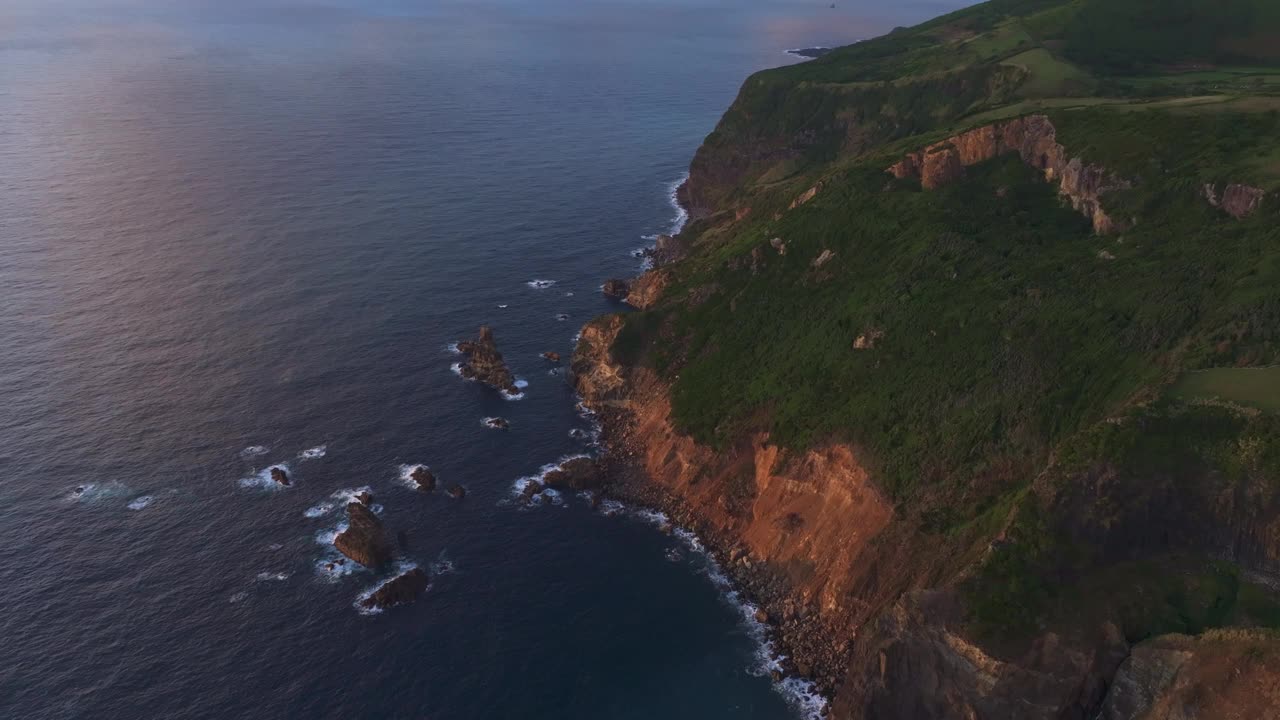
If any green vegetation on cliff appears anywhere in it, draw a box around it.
[612,0,1280,656]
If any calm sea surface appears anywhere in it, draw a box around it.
[0,1,964,717]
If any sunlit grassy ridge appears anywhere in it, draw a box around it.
[613,0,1280,640]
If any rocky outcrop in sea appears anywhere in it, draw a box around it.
[334,501,394,569]
[456,326,519,394]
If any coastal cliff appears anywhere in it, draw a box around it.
[576,0,1280,716]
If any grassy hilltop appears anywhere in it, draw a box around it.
[614,0,1280,645]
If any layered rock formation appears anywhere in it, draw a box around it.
[334,502,394,569]
[359,567,429,611]
[887,115,1129,234]
[456,326,519,394]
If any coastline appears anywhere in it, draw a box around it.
[571,177,840,718]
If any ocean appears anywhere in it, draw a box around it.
[0,1,963,718]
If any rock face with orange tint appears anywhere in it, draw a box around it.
[573,314,900,694]
[623,269,670,310]
[888,115,1130,234]
[571,314,1244,717]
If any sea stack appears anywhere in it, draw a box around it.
[456,326,520,394]
[333,502,394,569]
[410,466,436,492]
[359,567,429,610]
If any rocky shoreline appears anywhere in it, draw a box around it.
[590,414,848,706]
[571,183,846,711]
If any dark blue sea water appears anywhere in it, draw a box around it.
[0,1,965,718]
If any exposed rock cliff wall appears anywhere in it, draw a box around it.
[888,115,1129,234]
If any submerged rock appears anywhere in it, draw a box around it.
[334,502,394,569]
[485,417,510,430]
[359,568,429,610]
[410,466,436,492]
[456,326,519,394]
[542,457,604,491]
[542,351,561,364]
[446,484,466,499]
[270,467,290,486]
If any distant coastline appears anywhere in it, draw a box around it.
[784,47,832,59]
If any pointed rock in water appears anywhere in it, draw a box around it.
[455,326,519,394]
[410,466,436,492]
[543,457,604,491]
[542,351,561,364]
[334,502,394,569]
[520,480,545,501]
[360,568,429,610]
[446,484,466,499]
[602,279,630,300]
[270,467,290,486]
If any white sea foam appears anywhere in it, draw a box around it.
[126,495,154,511]
[445,342,462,354]
[304,501,335,518]
[450,362,468,378]
[306,485,376,519]
[66,481,131,503]
[564,291,575,297]
[237,463,291,491]
[266,543,284,551]
[240,445,269,458]
[555,313,569,321]
[526,279,556,289]
[228,591,249,604]
[314,555,359,582]
[397,464,430,490]
[633,173,690,268]
[507,454,591,508]
[430,553,457,576]
[256,571,291,582]
[299,445,327,460]
[548,367,565,377]
[497,303,509,309]
[353,561,423,615]
[784,46,832,59]
[598,498,830,719]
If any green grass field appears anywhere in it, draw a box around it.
[1003,47,1093,97]
[1172,368,1280,412]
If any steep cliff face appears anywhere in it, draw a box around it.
[1101,631,1280,720]
[841,592,1128,720]
[1203,182,1267,219]
[888,115,1129,234]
